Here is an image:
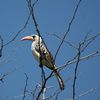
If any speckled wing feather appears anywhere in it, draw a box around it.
[35,41,55,69]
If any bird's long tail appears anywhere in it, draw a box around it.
[54,67,64,90]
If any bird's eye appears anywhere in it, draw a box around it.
[32,36,35,38]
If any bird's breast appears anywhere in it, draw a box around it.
[31,43,40,63]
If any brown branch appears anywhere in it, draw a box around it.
[0,35,3,57]
[36,83,46,100]
[3,12,31,46]
[36,68,63,100]
[36,68,46,100]
[58,32,100,71]
[80,32,100,52]
[75,85,100,99]
[27,0,44,98]
[26,0,49,54]
[26,0,41,36]
[46,33,78,49]
[0,2,32,58]
[7,84,39,100]
[26,0,99,100]
[5,85,100,100]
[46,89,61,100]
[31,84,39,100]
[82,32,100,45]
[0,73,7,83]
[58,50,100,72]
[72,32,100,99]
[54,0,82,61]
[34,50,100,100]
[73,44,81,100]
[65,85,100,100]
[26,1,54,99]
[34,50,100,96]
[22,73,29,100]
[32,0,39,7]
[35,66,61,100]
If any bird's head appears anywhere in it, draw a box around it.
[21,34,42,42]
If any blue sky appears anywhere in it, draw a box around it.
[0,0,100,100]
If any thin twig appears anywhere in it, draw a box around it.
[81,33,100,45]
[81,33,100,52]
[3,85,100,100]
[35,50,100,89]
[75,85,100,99]
[27,0,49,53]
[36,81,46,100]
[57,32,100,72]
[26,1,53,99]
[26,0,40,35]
[45,87,61,100]
[46,33,78,49]
[31,84,39,100]
[54,0,82,61]
[0,35,3,57]
[65,85,100,100]
[58,50,100,72]
[33,0,39,7]
[3,12,31,46]
[73,44,81,100]
[22,73,29,100]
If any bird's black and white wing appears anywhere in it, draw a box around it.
[35,41,55,69]
[35,41,48,57]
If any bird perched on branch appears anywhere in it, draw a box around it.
[21,34,64,90]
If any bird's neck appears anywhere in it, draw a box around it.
[31,42,37,50]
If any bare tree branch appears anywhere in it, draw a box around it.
[46,33,78,49]
[26,0,40,36]
[57,32,100,72]
[65,85,100,100]
[58,50,100,72]
[0,35,3,57]
[26,1,56,99]
[31,84,39,100]
[80,33,100,52]
[36,68,46,100]
[3,84,100,100]
[73,44,81,100]
[40,50,100,83]
[22,1,100,100]
[54,0,82,61]
[3,12,31,47]
[75,85,100,100]
[45,89,61,100]
[22,73,29,100]
[0,73,7,83]
[33,50,100,100]
[32,0,39,7]
[26,0,50,55]
[71,32,100,100]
